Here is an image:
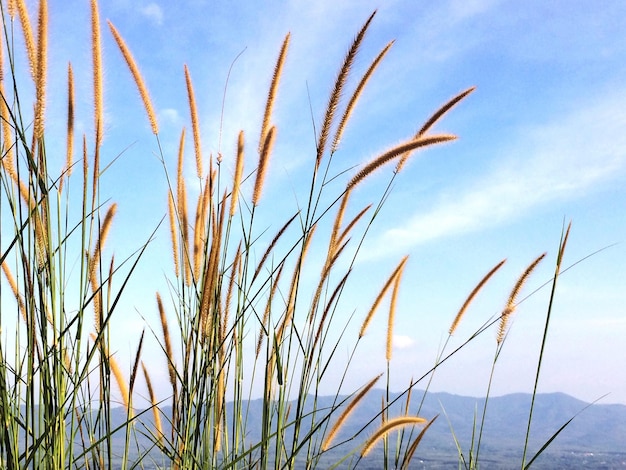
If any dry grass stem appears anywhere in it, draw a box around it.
[108,21,159,134]
[33,0,47,139]
[348,135,456,189]
[308,238,350,325]
[317,11,376,169]
[322,374,382,451]
[359,256,408,338]
[251,211,298,284]
[222,242,242,342]
[184,64,203,178]
[386,259,406,361]
[497,253,547,344]
[91,0,103,146]
[278,224,317,340]
[230,130,245,216]
[331,40,394,154]
[449,258,507,335]
[311,270,350,356]
[259,33,290,153]
[252,125,276,206]
[361,416,427,457]
[256,262,286,357]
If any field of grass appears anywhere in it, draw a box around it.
[0,1,587,469]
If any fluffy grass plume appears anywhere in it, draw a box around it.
[1,261,27,323]
[259,33,290,153]
[33,0,47,140]
[331,40,394,154]
[142,362,164,443]
[348,135,456,189]
[386,258,406,361]
[361,416,427,457]
[184,64,203,178]
[317,11,376,169]
[108,20,159,134]
[60,63,75,192]
[15,0,36,78]
[230,130,245,216]
[322,374,382,451]
[497,253,547,344]
[359,256,409,338]
[400,416,439,470]
[168,191,180,277]
[396,86,475,173]
[252,125,276,206]
[91,0,103,145]
[449,258,507,335]
[156,292,177,395]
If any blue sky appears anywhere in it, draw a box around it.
[7,1,626,406]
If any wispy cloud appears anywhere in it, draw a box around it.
[140,3,163,26]
[365,90,626,259]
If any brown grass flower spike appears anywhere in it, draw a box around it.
[317,11,376,169]
[184,64,203,178]
[91,0,103,146]
[348,135,456,189]
[331,40,394,154]
[259,33,289,153]
[60,63,74,193]
[497,253,546,344]
[141,362,164,443]
[449,258,506,335]
[252,125,276,206]
[386,258,407,361]
[230,130,245,217]
[322,374,382,451]
[33,0,47,140]
[361,416,427,457]
[359,256,408,338]
[396,86,475,173]
[16,0,37,79]
[108,21,159,134]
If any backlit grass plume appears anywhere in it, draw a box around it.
[108,20,159,134]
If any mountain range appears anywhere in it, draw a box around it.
[104,389,626,469]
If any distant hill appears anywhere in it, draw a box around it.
[104,390,626,468]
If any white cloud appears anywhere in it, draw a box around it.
[160,108,182,127]
[140,3,164,26]
[393,335,415,349]
[366,91,626,258]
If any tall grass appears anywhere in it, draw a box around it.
[0,2,584,469]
